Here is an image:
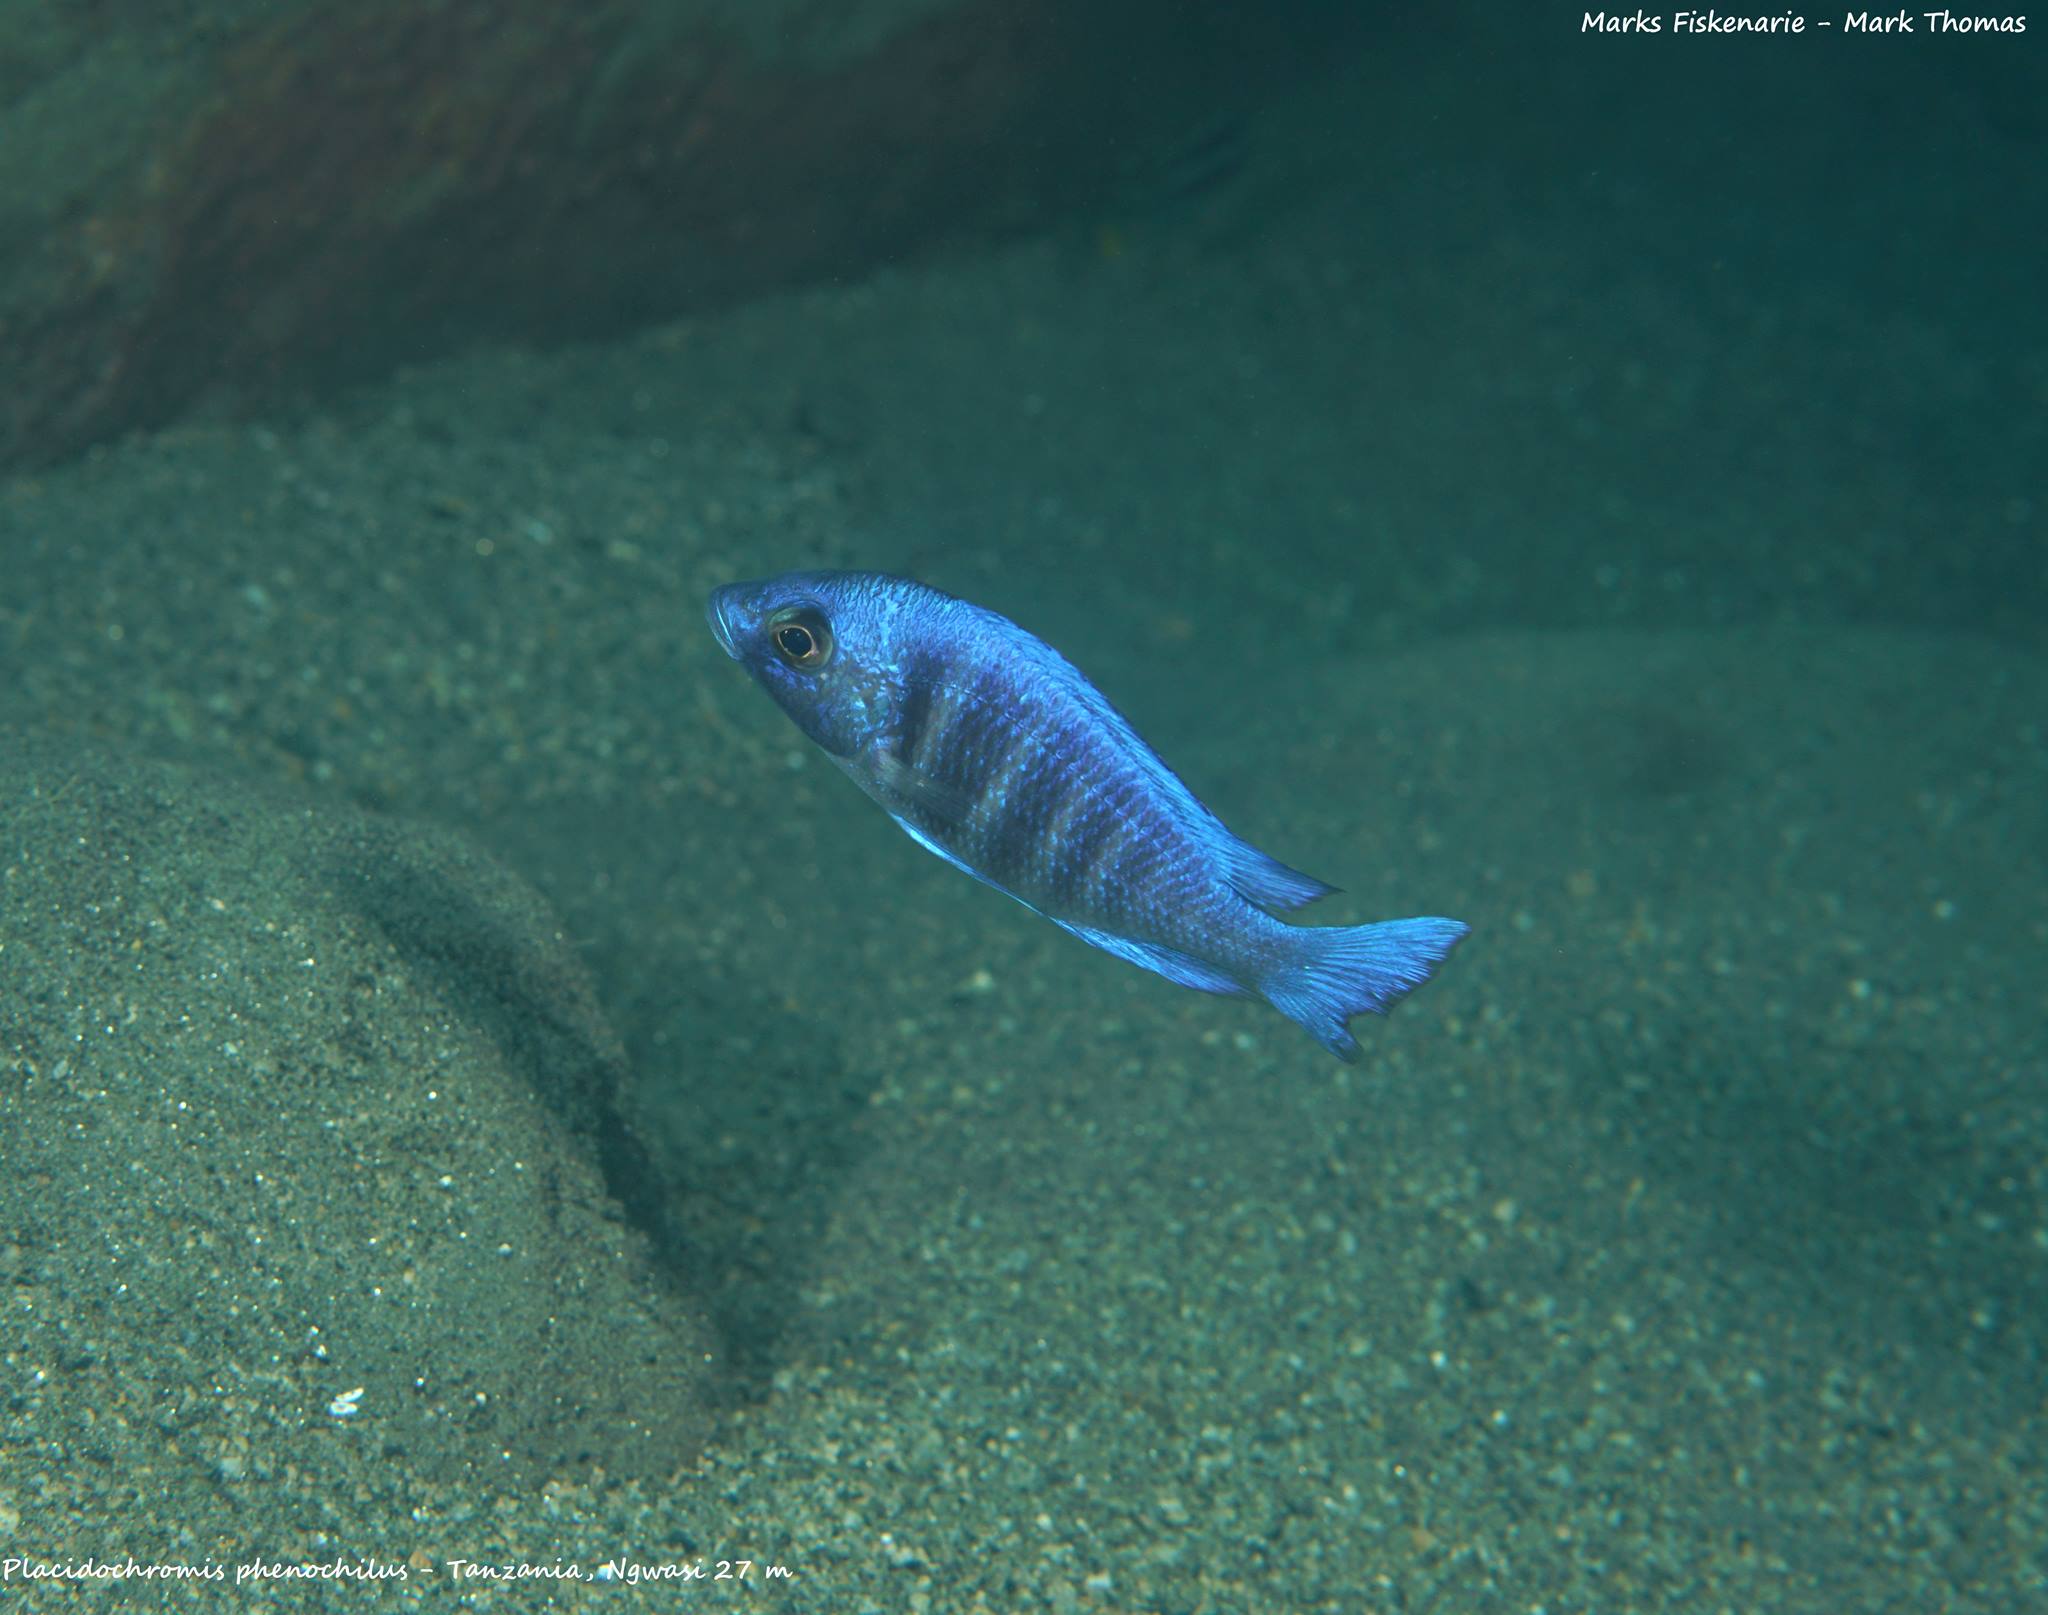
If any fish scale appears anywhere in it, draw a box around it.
[707,570,1467,1060]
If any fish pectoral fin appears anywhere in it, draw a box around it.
[862,752,1041,909]
[867,748,978,827]
[1050,919,1246,997]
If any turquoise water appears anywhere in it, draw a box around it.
[0,9,2041,1610]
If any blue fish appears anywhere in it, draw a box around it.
[707,572,1466,1059]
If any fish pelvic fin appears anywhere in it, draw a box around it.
[1262,916,1469,1061]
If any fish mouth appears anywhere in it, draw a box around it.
[706,588,742,659]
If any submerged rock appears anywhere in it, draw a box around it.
[0,736,713,1520]
[0,0,1313,465]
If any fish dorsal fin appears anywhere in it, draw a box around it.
[1218,838,1337,912]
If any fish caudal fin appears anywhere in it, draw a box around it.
[1262,916,1469,1062]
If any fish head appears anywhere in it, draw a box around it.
[706,571,916,760]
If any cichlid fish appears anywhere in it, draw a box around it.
[707,571,1466,1060]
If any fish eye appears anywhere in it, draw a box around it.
[767,606,833,669]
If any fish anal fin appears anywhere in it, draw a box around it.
[1051,919,1246,997]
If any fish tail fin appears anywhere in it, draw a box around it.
[1262,916,1469,1061]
